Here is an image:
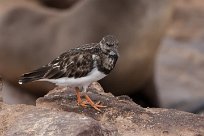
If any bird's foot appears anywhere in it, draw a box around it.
[75,87,106,111]
[77,101,88,107]
[84,95,107,111]
[76,91,88,107]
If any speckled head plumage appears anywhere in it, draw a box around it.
[99,35,119,56]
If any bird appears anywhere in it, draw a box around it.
[19,35,119,111]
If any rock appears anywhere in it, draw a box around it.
[0,82,204,135]
[0,103,35,135]
[2,82,36,105]
[0,72,36,105]
[36,83,204,135]
[156,0,204,112]
[0,0,174,106]
[0,103,116,136]
[6,109,115,135]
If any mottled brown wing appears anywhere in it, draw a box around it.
[44,51,94,79]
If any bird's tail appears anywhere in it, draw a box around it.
[18,66,50,84]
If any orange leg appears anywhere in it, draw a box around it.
[75,87,106,111]
[85,95,106,111]
[75,87,87,107]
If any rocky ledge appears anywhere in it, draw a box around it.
[0,82,204,136]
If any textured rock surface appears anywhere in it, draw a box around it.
[0,104,116,136]
[7,109,115,135]
[0,0,173,106]
[0,82,203,136]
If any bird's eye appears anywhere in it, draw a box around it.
[106,43,114,47]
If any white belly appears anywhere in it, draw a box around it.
[39,68,106,87]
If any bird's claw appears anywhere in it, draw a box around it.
[75,87,106,111]
[84,95,107,111]
[77,101,88,107]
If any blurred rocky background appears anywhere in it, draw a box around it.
[0,0,173,107]
[156,0,204,113]
[0,0,203,114]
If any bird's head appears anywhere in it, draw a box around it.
[99,35,119,56]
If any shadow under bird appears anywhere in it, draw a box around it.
[19,35,119,111]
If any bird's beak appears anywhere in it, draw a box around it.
[111,50,119,57]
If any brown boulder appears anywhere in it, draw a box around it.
[0,82,203,135]
[6,108,116,135]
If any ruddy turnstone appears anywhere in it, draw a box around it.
[19,35,119,111]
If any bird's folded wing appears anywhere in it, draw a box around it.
[45,52,94,79]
